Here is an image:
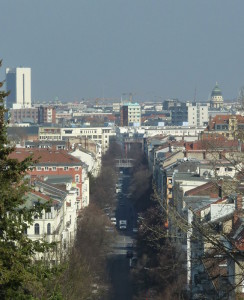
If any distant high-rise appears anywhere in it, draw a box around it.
[188,102,209,126]
[120,102,141,126]
[6,67,31,109]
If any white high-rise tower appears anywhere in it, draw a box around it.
[6,67,31,109]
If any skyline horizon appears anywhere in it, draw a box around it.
[1,1,244,103]
[3,64,238,104]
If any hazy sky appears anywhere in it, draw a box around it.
[1,0,244,102]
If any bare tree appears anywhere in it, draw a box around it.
[58,204,115,300]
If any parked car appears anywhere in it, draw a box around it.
[110,217,116,225]
[126,250,133,258]
[129,257,138,268]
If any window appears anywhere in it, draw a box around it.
[47,223,51,235]
[37,167,41,171]
[64,130,73,134]
[53,166,57,171]
[76,188,80,196]
[34,223,40,235]
[64,167,68,171]
[44,167,48,171]
[75,166,79,171]
[75,175,80,183]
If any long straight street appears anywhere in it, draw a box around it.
[107,170,138,300]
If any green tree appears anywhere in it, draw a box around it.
[0,60,59,299]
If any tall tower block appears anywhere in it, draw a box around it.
[6,67,31,109]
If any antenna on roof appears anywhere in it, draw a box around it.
[194,86,197,103]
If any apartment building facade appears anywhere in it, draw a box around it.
[26,181,78,262]
[38,126,115,152]
[120,102,141,126]
[9,148,84,207]
[187,103,209,126]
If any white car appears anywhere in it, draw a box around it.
[110,217,116,225]
[119,220,127,230]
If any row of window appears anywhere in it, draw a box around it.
[216,167,233,172]
[80,130,98,134]
[36,166,80,171]
[34,212,52,220]
[34,223,51,235]
[40,136,61,140]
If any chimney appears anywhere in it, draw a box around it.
[238,139,242,152]
[235,195,243,212]
[168,142,172,153]
[234,195,244,225]
[218,186,222,198]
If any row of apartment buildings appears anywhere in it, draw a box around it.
[9,139,102,262]
[145,115,244,298]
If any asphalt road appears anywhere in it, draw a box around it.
[107,171,137,300]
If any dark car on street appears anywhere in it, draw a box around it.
[126,250,133,258]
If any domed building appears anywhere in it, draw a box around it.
[210,82,223,109]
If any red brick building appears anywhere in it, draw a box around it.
[9,148,83,206]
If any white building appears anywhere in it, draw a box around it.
[6,67,31,109]
[81,167,90,208]
[38,126,115,153]
[117,125,205,141]
[70,148,101,177]
[26,182,78,262]
[112,102,121,113]
[187,103,209,126]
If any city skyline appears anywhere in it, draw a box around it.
[1,0,244,102]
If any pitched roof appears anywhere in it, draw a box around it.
[185,139,240,151]
[9,148,82,166]
[185,181,220,198]
[207,115,244,130]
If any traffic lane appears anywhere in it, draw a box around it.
[107,230,134,300]
[111,234,134,253]
[116,198,136,232]
[107,254,133,300]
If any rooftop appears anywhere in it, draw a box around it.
[9,148,83,166]
[211,83,222,97]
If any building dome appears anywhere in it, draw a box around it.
[210,82,224,109]
[211,83,222,97]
